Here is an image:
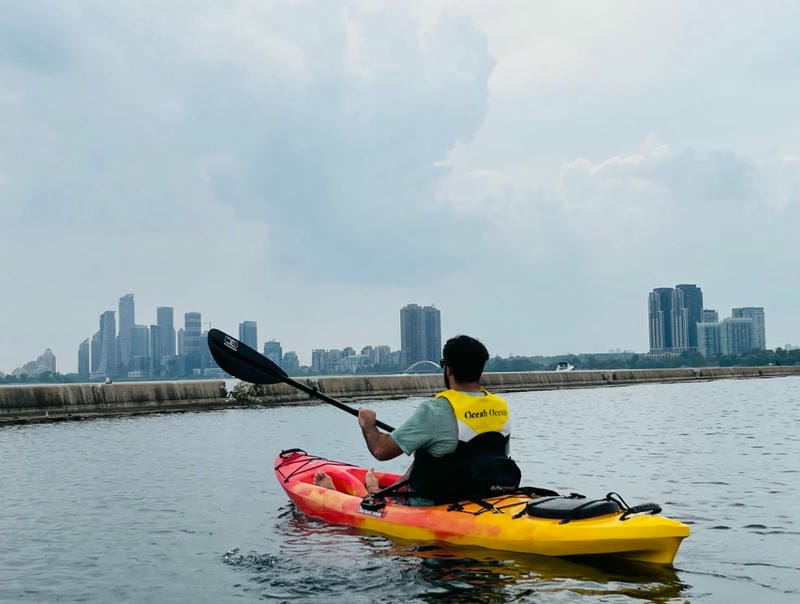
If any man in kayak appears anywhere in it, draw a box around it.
[314,334,521,504]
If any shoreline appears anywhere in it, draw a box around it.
[2,365,799,426]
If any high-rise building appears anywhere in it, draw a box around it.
[697,322,722,356]
[184,313,201,351]
[373,345,392,365]
[184,312,202,372]
[264,340,282,366]
[400,304,441,367]
[673,284,703,352]
[149,324,164,377]
[239,321,258,349]
[283,351,300,371]
[732,307,766,350]
[91,311,117,378]
[90,332,102,373]
[200,328,217,371]
[157,307,176,356]
[648,288,673,354]
[118,293,135,374]
[721,317,753,355]
[311,349,324,373]
[78,338,90,379]
[424,307,442,363]
[649,285,703,354]
[702,309,719,323]
[131,325,150,359]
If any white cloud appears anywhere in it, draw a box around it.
[555,139,772,250]
[2,0,800,373]
[558,141,673,247]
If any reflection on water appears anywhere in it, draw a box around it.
[223,504,691,603]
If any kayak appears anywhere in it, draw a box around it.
[274,449,690,565]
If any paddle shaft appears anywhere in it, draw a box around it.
[207,328,395,432]
[279,373,395,433]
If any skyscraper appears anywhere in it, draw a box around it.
[674,284,703,351]
[78,338,90,379]
[157,307,176,356]
[264,340,283,366]
[697,322,722,356]
[648,288,673,354]
[424,307,442,363]
[732,307,766,350]
[90,331,101,373]
[150,324,164,377]
[721,317,753,354]
[184,312,202,373]
[91,310,117,378]
[282,351,299,370]
[400,304,441,367]
[118,293,135,374]
[131,325,150,358]
[649,284,703,354]
[239,321,258,349]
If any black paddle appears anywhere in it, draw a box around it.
[207,328,395,432]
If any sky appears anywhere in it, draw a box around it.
[1,0,799,374]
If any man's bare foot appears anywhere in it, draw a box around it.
[313,471,335,490]
[365,468,380,493]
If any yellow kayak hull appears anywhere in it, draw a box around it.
[274,450,690,565]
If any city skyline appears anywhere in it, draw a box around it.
[0,280,794,377]
[2,3,799,375]
[68,295,437,378]
[2,284,789,378]
[648,284,767,357]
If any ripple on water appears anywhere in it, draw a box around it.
[221,504,693,603]
[3,377,800,602]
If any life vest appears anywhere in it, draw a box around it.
[408,388,521,503]
[438,387,511,441]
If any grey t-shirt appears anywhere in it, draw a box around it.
[389,397,457,457]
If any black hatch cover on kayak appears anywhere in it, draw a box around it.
[523,496,621,523]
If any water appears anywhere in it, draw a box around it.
[1,377,798,602]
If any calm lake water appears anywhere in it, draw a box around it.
[1,376,798,602]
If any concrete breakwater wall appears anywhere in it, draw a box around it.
[237,364,800,404]
[2,365,798,425]
[0,381,228,424]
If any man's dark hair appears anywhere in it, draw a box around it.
[442,335,489,383]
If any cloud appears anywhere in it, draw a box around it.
[557,139,768,250]
[1,2,495,281]
[437,137,775,268]
[0,1,498,371]
[0,2,76,74]
[196,9,496,282]
[2,1,799,374]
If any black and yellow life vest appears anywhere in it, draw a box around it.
[437,387,511,441]
[408,388,521,503]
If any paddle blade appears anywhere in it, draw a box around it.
[207,328,287,385]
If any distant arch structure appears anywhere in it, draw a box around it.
[403,360,440,375]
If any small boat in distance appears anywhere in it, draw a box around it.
[556,361,575,372]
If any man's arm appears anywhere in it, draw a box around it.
[358,408,403,461]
